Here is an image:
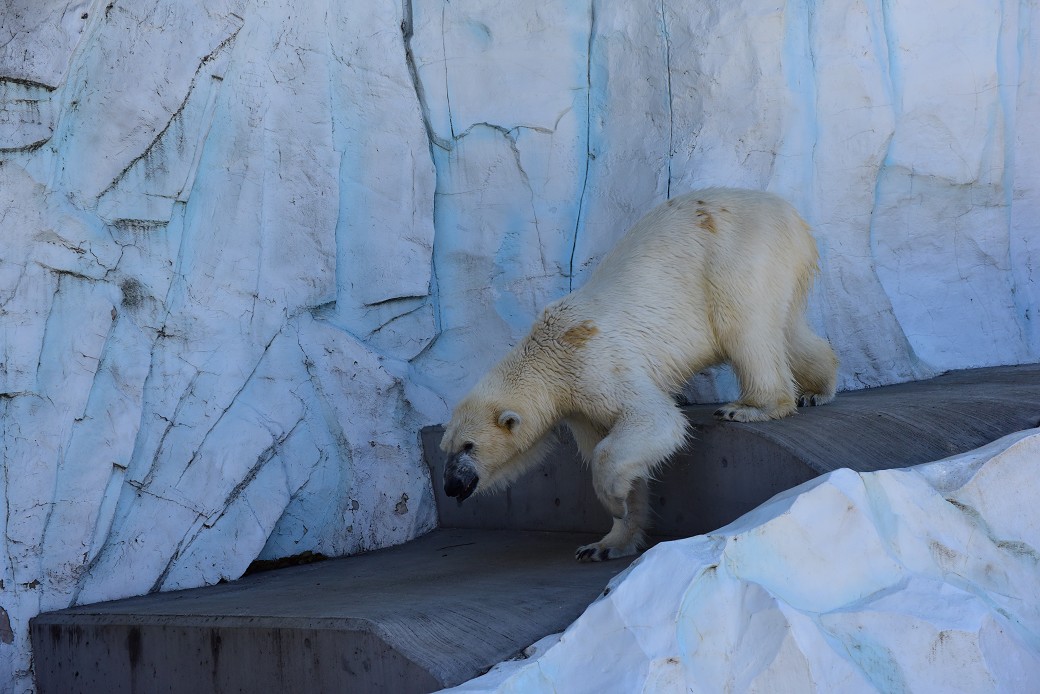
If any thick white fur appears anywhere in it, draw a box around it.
[441,188,838,561]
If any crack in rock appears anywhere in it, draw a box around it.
[568,2,596,291]
[96,17,244,202]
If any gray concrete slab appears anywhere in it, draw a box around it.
[31,529,635,694]
[427,364,1040,537]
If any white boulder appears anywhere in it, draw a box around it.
[449,430,1040,693]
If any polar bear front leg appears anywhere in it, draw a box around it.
[575,477,649,562]
[575,402,687,562]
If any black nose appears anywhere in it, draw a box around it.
[444,456,479,502]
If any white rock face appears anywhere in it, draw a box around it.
[450,430,1040,693]
[1,0,1038,690]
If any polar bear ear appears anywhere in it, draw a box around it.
[497,410,521,432]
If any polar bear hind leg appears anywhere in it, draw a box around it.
[787,316,838,407]
[713,301,799,422]
[714,343,797,422]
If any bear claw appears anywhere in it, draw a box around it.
[798,393,829,407]
[713,403,774,422]
[575,542,637,562]
[575,545,612,562]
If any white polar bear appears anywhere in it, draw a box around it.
[441,188,838,561]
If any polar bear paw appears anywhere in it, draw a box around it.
[575,541,639,562]
[798,392,833,407]
[713,402,775,422]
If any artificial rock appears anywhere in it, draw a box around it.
[451,430,1040,693]
[1,1,1038,690]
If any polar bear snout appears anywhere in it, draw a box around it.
[444,454,479,502]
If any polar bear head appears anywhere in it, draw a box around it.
[440,392,526,502]
[439,313,571,502]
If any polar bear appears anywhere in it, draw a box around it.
[441,188,837,561]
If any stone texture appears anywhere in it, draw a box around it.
[1,0,1039,691]
[450,430,1040,693]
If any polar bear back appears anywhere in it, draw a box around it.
[560,188,820,392]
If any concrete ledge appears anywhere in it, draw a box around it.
[31,529,634,694]
[425,364,1040,537]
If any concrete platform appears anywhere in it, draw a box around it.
[31,529,635,694]
[31,364,1040,693]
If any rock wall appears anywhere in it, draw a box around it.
[1,0,1037,690]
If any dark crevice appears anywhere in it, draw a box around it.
[402,1,451,153]
[368,302,427,338]
[149,417,302,594]
[364,293,428,309]
[661,0,674,199]
[440,3,455,139]
[147,526,195,594]
[207,419,303,529]
[0,137,51,154]
[175,328,283,485]
[567,2,596,291]
[402,0,446,344]
[0,76,57,91]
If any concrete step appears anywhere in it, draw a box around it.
[425,364,1040,537]
[31,364,1040,693]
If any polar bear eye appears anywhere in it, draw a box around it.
[463,441,475,453]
